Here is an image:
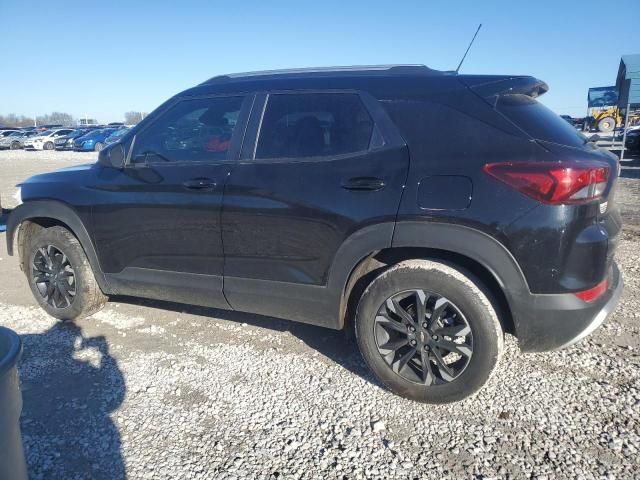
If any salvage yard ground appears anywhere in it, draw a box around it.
[0,150,639,479]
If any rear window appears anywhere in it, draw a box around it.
[496,94,587,149]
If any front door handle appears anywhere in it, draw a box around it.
[341,177,386,191]
[183,178,216,191]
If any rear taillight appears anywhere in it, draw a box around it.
[483,161,610,204]
[574,278,608,302]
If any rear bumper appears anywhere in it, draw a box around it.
[512,262,623,352]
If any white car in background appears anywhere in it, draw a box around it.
[24,128,74,150]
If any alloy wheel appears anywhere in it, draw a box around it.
[32,245,76,308]
[374,289,473,385]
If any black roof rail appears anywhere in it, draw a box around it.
[201,64,452,85]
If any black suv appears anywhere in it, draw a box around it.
[5,65,623,403]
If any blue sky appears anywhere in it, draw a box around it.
[1,0,638,122]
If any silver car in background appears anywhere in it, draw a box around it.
[0,131,38,150]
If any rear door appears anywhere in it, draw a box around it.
[221,90,409,321]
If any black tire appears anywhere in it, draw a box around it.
[94,142,103,152]
[10,141,20,150]
[355,259,503,403]
[43,141,54,150]
[597,117,615,133]
[23,226,107,320]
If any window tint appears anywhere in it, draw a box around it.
[496,94,587,149]
[255,93,374,159]
[132,96,244,164]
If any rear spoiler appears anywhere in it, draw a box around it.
[459,75,549,103]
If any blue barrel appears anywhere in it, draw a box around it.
[0,327,27,480]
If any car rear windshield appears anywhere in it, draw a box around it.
[496,94,587,149]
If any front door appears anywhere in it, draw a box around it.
[91,94,251,309]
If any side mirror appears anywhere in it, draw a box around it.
[98,143,125,169]
[588,134,601,143]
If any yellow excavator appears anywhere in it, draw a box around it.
[587,86,640,132]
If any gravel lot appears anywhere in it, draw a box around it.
[0,149,639,479]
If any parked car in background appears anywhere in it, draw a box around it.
[104,127,130,146]
[615,125,640,140]
[0,131,28,150]
[24,129,75,150]
[623,126,640,153]
[54,129,92,151]
[559,115,584,129]
[0,130,20,138]
[73,128,117,152]
[0,131,38,150]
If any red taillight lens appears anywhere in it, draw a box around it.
[574,278,608,302]
[483,161,610,204]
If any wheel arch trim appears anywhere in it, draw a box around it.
[6,200,110,292]
[391,221,530,294]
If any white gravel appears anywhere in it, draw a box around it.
[0,149,639,479]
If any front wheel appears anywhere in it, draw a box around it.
[94,142,103,152]
[23,226,107,320]
[355,259,503,403]
[597,117,615,132]
[10,141,20,150]
[43,141,54,150]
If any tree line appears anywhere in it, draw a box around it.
[0,111,148,127]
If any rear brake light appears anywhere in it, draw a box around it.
[574,278,608,302]
[484,161,609,204]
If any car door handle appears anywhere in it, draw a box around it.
[341,177,386,191]
[183,178,216,191]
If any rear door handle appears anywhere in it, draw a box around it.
[341,177,386,191]
[183,178,216,191]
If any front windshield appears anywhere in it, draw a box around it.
[37,129,53,136]
[588,86,618,108]
[108,128,127,139]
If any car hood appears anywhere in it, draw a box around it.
[19,163,98,203]
[20,163,95,185]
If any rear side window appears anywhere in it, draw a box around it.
[496,94,586,148]
[255,93,375,159]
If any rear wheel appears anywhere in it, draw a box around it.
[597,117,615,132]
[23,226,107,320]
[355,260,503,403]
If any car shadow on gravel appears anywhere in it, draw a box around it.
[113,295,379,387]
[19,322,126,480]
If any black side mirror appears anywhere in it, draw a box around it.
[588,134,601,143]
[99,143,125,169]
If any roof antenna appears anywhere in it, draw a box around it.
[455,23,482,73]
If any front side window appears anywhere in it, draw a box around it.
[132,96,244,164]
[255,93,375,159]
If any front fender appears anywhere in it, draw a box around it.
[6,200,110,293]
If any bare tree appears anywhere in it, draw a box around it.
[0,114,35,127]
[36,112,74,126]
[124,111,147,125]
